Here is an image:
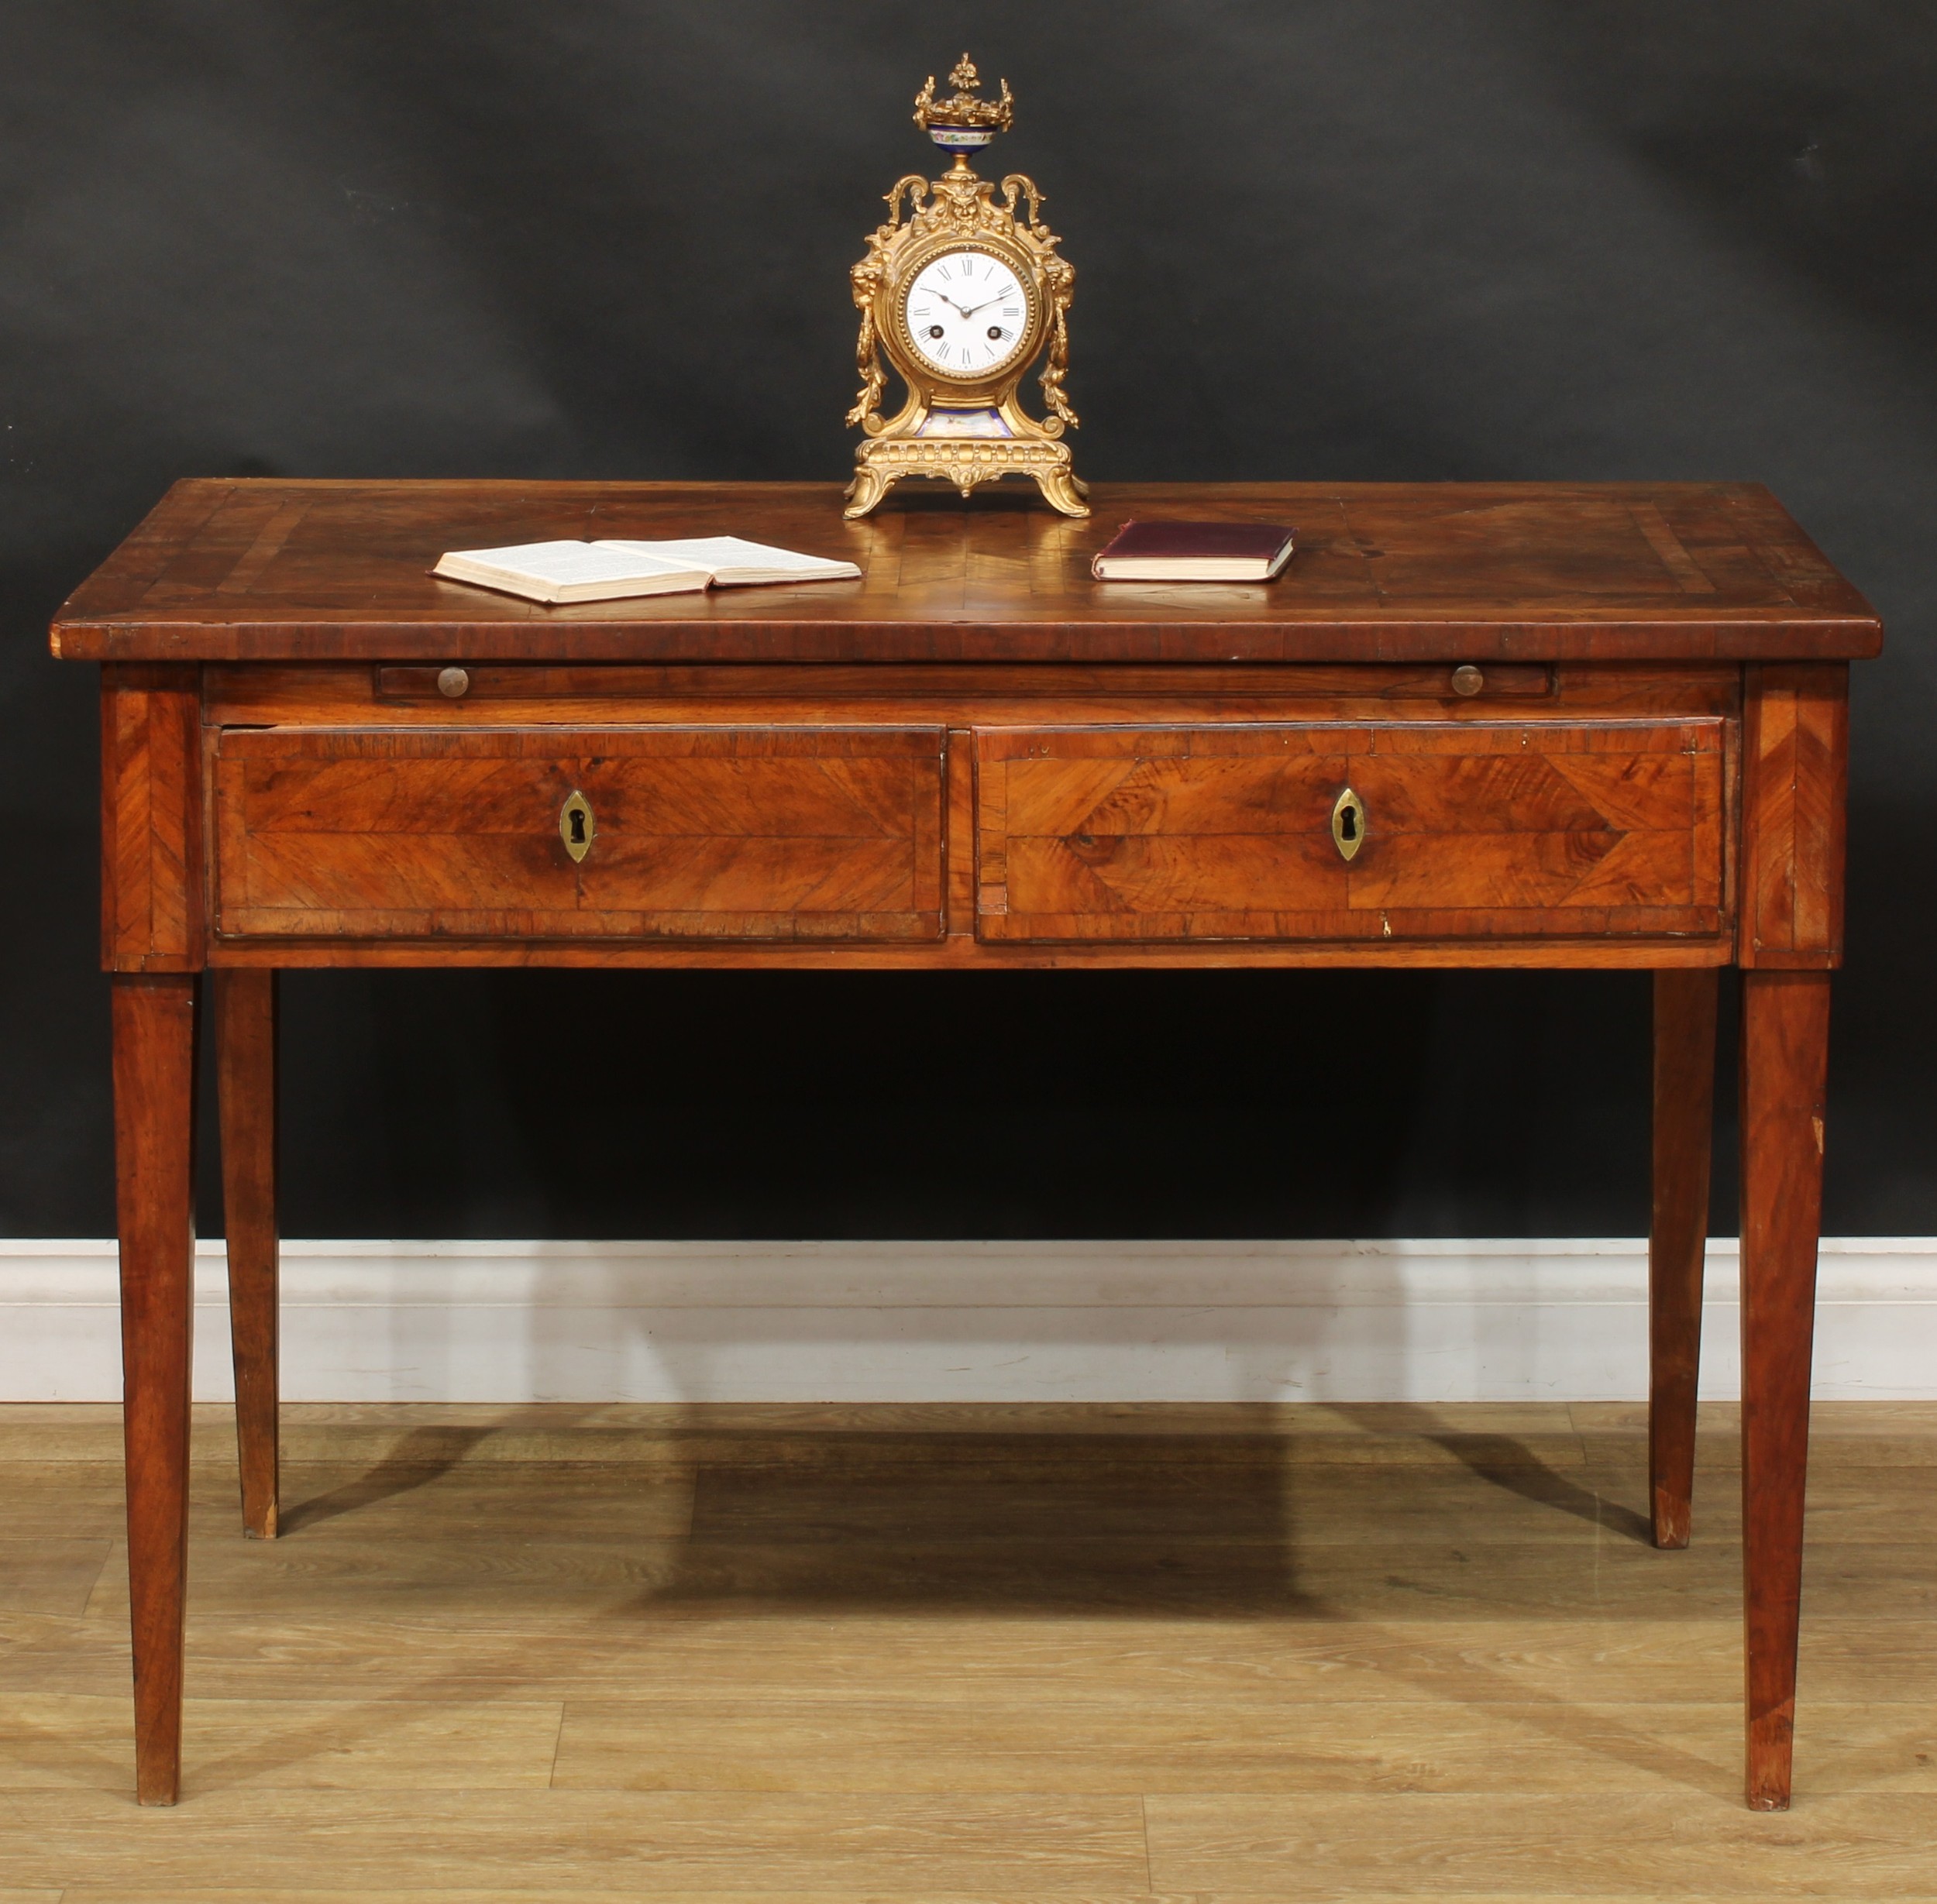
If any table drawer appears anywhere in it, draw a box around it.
[214,727,945,940]
[975,720,1729,943]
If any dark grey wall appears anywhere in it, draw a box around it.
[2,2,1932,1239]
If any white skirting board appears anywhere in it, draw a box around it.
[2,1237,1933,1404]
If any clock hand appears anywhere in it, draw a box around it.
[960,288,1019,319]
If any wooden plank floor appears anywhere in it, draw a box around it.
[3,1400,1937,1901]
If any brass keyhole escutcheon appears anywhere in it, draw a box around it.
[559,790,595,863]
[1331,786,1367,862]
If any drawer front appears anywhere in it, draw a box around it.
[975,720,1729,943]
[215,727,945,940]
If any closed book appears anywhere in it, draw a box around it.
[1092,520,1295,581]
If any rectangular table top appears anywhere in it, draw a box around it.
[50,478,1880,665]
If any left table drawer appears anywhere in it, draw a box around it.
[212,727,946,941]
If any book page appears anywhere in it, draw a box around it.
[440,541,697,586]
[595,536,858,578]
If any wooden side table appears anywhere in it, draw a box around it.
[51,479,1880,1807]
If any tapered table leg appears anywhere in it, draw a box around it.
[1649,968,1719,1548]
[215,970,279,1539]
[1739,969,1830,1811]
[113,974,200,1806]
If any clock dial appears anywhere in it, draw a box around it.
[900,249,1032,378]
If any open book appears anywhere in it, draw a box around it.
[432,536,862,605]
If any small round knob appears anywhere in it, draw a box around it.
[436,666,470,699]
[1450,665,1485,697]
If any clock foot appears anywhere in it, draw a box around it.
[843,466,900,520]
[1032,466,1091,518]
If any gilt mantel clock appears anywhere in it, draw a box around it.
[844,56,1088,518]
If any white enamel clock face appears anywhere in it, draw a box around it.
[900,249,1033,379]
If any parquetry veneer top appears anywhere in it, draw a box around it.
[50,479,1880,665]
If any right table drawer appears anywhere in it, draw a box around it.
[974,720,1729,943]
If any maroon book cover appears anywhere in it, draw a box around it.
[1092,519,1295,578]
